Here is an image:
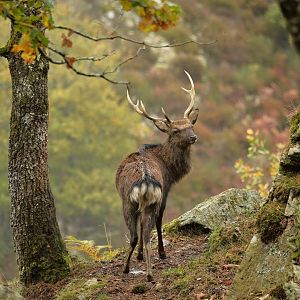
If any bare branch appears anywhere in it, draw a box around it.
[104,46,146,75]
[53,25,217,48]
[44,46,135,85]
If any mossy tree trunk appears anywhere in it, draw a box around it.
[4,29,70,284]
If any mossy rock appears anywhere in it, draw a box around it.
[226,232,293,299]
[257,201,287,244]
[290,112,300,144]
[164,188,264,234]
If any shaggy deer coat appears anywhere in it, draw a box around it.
[116,71,199,281]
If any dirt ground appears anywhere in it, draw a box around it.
[25,231,243,300]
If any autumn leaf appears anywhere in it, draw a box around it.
[65,56,76,68]
[61,33,73,48]
[43,14,50,29]
[67,29,73,37]
[11,33,37,64]
[21,50,37,64]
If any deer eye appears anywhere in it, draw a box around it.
[173,128,180,134]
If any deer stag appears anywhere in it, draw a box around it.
[116,71,199,282]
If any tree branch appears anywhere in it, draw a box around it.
[43,46,133,85]
[53,25,217,48]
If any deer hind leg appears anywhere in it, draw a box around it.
[123,214,138,274]
[137,221,144,260]
[141,208,156,282]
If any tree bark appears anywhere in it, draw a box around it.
[7,52,70,285]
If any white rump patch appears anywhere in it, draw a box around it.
[130,183,162,207]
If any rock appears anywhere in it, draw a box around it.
[165,188,264,233]
[226,193,300,299]
[84,278,98,287]
[155,283,162,291]
[0,284,23,300]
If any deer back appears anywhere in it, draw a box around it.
[116,149,164,212]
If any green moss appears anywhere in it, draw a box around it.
[257,201,287,244]
[173,277,193,295]
[163,219,181,235]
[162,266,186,277]
[20,235,71,285]
[56,278,107,300]
[292,228,300,263]
[208,226,240,252]
[131,284,147,294]
[271,175,300,203]
[290,112,300,142]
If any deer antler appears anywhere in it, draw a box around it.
[126,89,172,123]
[182,70,196,119]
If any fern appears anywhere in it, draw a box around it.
[65,235,118,262]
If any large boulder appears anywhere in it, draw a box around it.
[164,188,264,233]
[226,193,300,300]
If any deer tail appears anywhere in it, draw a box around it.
[129,175,162,214]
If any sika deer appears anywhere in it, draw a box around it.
[116,71,199,282]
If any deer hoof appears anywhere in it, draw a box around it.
[137,253,144,261]
[123,266,129,274]
[159,252,167,259]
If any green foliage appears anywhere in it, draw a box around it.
[0,0,53,62]
[131,283,147,294]
[235,129,282,198]
[0,0,181,63]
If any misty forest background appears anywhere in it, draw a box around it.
[1,0,300,279]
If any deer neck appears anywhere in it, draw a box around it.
[157,139,192,183]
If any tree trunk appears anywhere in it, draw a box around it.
[7,53,70,285]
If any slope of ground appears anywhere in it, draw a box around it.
[23,212,257,300]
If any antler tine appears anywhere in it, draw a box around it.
[127,89,144,115]
[182,70,196,118]
[126,89,167,122]
[161,107,172,123]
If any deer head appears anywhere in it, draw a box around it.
[127,71,199,147]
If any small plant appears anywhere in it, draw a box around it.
[131,284,147,294]
[235,129,283,198]
[65,235,118,262]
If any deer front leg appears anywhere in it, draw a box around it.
[156,211,166,259]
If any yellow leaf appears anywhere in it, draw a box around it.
[21,50,37,64]
[246,128,254,135]
[43,14,50,29]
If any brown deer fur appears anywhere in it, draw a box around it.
[115,71,199,282]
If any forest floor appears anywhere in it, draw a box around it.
[24,219,256,300]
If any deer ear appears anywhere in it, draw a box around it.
[153,120,170,133]
[188,108,199,125]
